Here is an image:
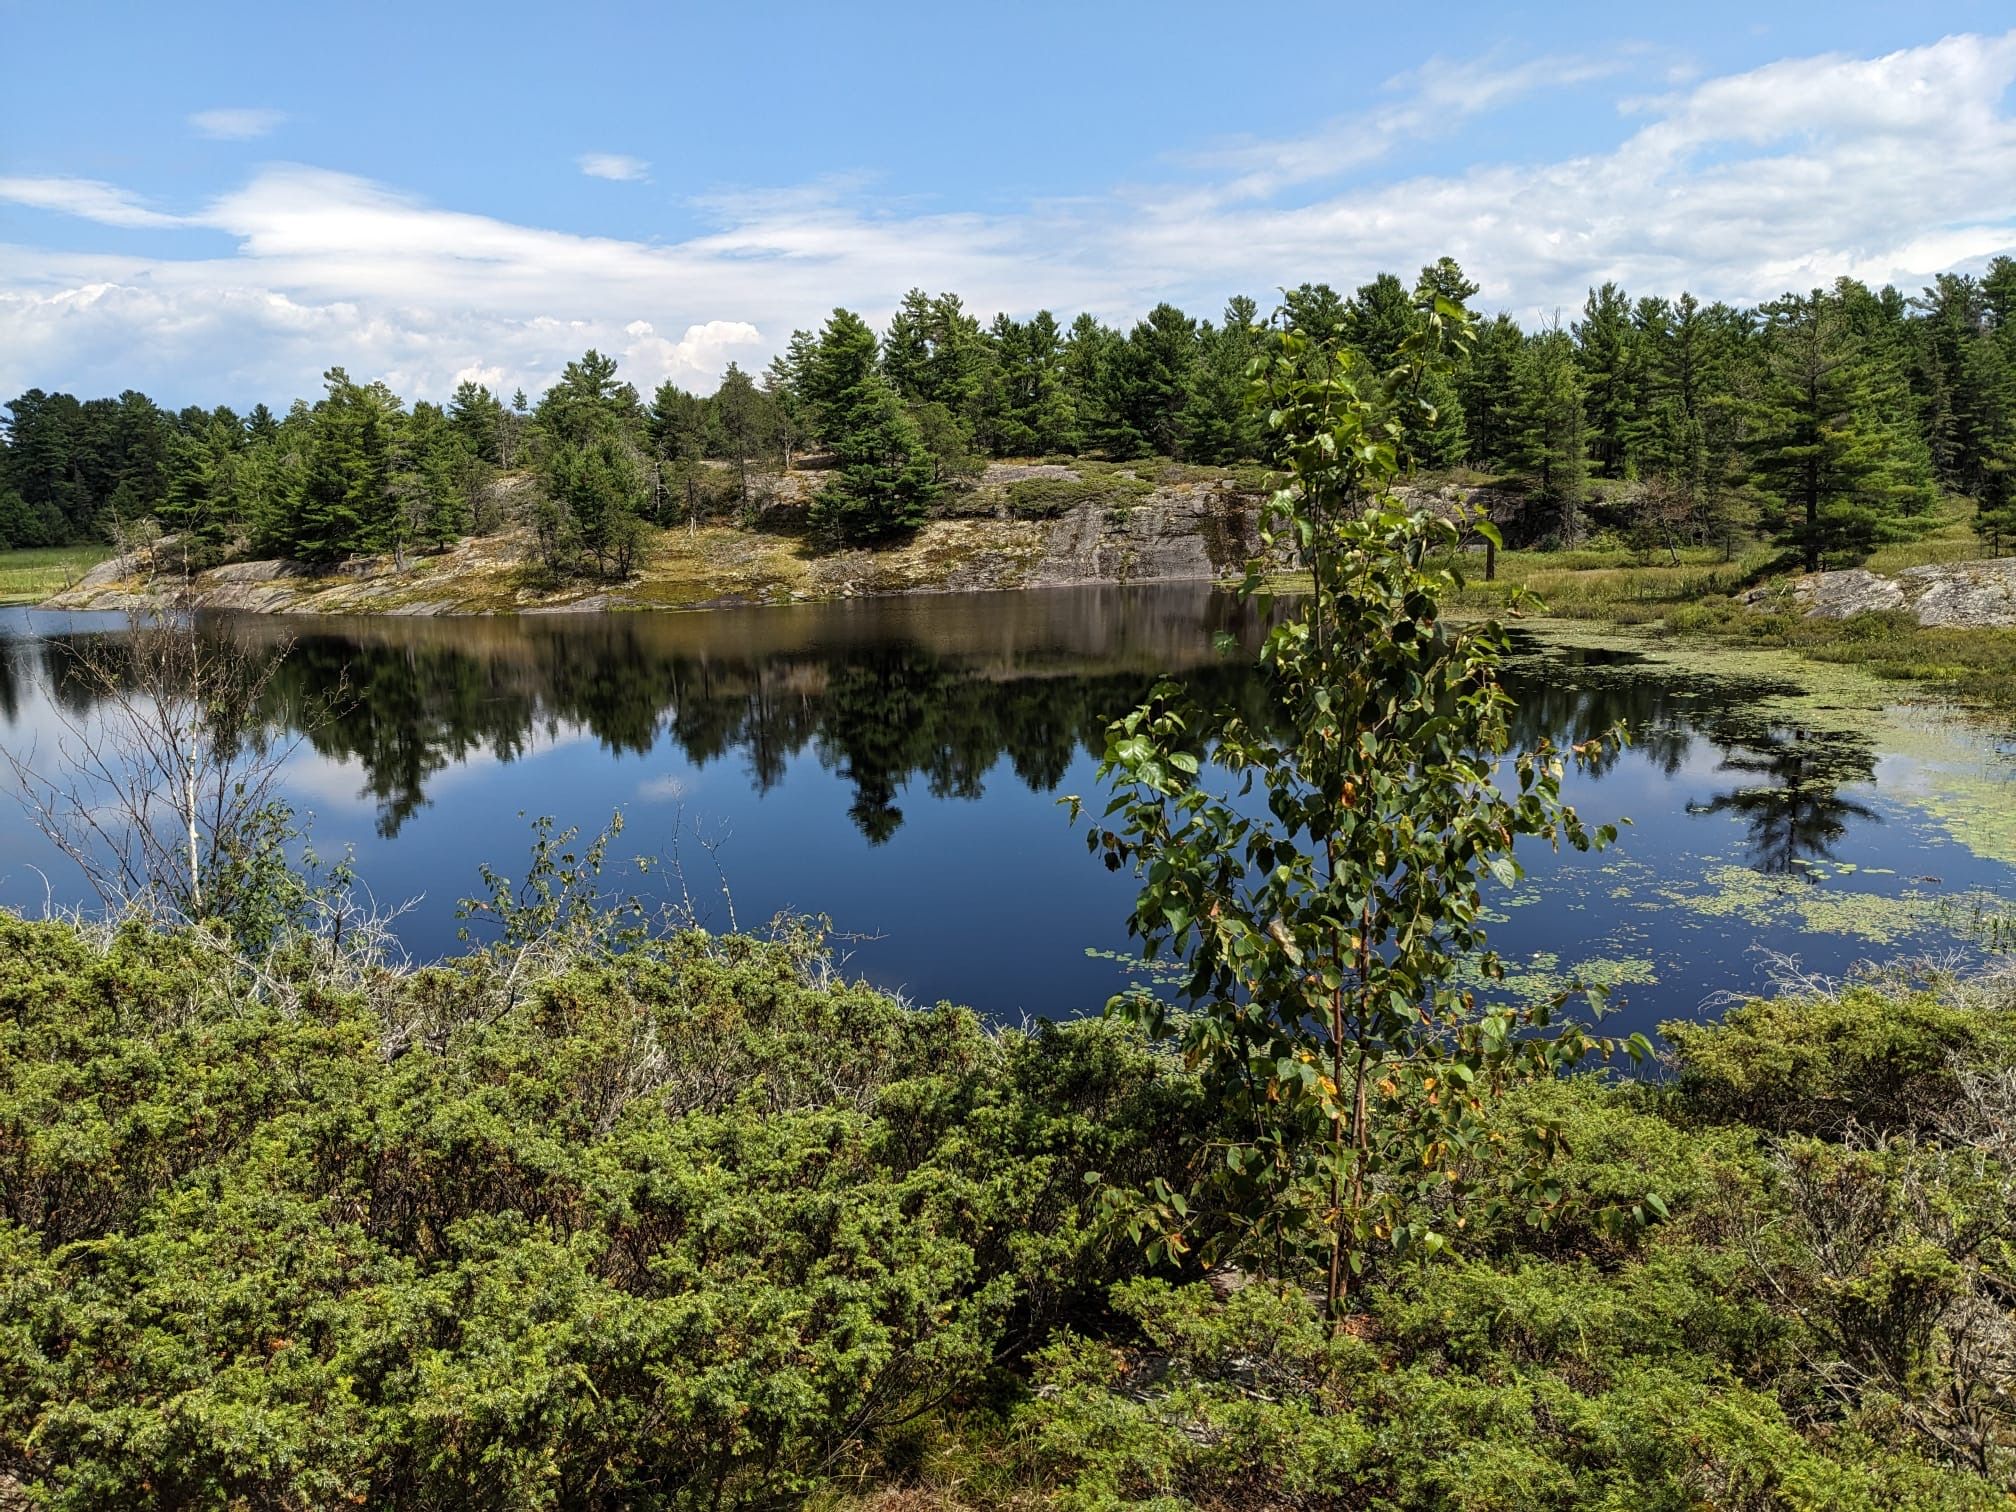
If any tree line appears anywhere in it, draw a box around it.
[4,255,2013,571]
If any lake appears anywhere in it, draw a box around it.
[2,586,2013,1037]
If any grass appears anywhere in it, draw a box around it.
[1442,543,1778,622]
[1438,496,2016,711]
[0,545,112,605]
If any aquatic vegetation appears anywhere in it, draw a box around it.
[1655,863,2016,950]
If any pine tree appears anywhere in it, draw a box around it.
[1408,363,1469,472]
[1180,297,1264,463]
[1457,314,1524,467]
[711,362,771,512]
[761,348,809,469]
[1344,273,1416,369]
[1751,287,1936,572]
[1060,314,1120,454]
[543,429,647,578]
[1282,282,1347,346]
[160,418,240,550]
[1510,328,1589,543]
[1106,303,1197,458]
[981,311,1075,456]
[449,381,505,463]
[1574,282,1641,478]
[291,369,394,562]
[807,308,937,543]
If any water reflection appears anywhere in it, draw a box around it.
[4,593,2010,1022]
[1502,643,1882,874]
[237,593,1272,841]
[1685,730,1880,875]
[7,602,1892,870]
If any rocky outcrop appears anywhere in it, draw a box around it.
[1747,557,2016,628]
[45,468,1280,616]
[41,466,1515,619]
[1023,481,1265,587]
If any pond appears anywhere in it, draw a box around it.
[2,586,2013,1038]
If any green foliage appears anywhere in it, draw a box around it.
[1664,976,2016,1137]
[0,913,1196,1508]
[1751,284,1941,571]
[1511,325,1592,544]
[1004,472,1154,519]
[3,898,2015,1503]
[1014,1266,2002,1510]
[1073,297,1643,1318]
[807,309,938,544]
[530,353,651,579]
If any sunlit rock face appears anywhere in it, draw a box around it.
[1754,558,2016,627]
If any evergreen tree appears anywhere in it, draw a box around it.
[1281,282,1347,346]
[1344,273,1416,369]
[449,381,505,464]
[981,311,1075,456]
[159,418,241,550]
[1060,314,1121,454]
[1510,328,1589,543]
[244,403,280,446]
[1457,313,1525,467]
[761,348,809,469]
[1180,297,1264,463]
[1574,282,1641,478]
[291,369,394,563]
[807,308,937,543]
[711,362,771,512]
[543,428,647,579]
[1408,363,1469,473]
[1106,302,1197,458]
[1416,257,1481,310]
[647,381,713,525]
[1751,287,1936,572]
[391,401,471,553]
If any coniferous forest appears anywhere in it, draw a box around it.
[7,258,2016,572]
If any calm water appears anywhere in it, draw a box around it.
[2,587,2013,1036]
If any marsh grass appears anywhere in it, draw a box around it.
[1436,500,2016,710]
[0,545,112,605]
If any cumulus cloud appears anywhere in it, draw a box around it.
[4,31,2015,404]
[188,107,286,141]
[578,153,650,182]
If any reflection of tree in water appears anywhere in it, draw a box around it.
[16,607,1877,856]
[218,608,1256,844]
[1499,636,1882,875]
[1686,726,1879,875]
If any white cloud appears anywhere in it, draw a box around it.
[578,153,650,182]
[0,176,185,228]
[3,32,2015,404]
[1187,48,1633,203]
[188,107,286,141]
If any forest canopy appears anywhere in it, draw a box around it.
[4,257,2013,566]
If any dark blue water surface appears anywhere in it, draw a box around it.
[2,588,2012,1036]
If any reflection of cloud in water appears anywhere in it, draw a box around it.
[638,774,687,803]
[278,722,601,815]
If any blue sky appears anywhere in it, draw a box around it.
[3,1,2015,407]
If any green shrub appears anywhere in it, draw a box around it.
[0,916,1195,1507]
[1664,980,2016,1136]
[4,910,2013,1505]
[1004,474,1154,519]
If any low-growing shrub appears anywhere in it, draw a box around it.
[1005,474,1155,519]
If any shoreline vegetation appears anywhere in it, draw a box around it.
[4,910,2013,1507]
[17,491,2016,714]
[5,281,2016,1508]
